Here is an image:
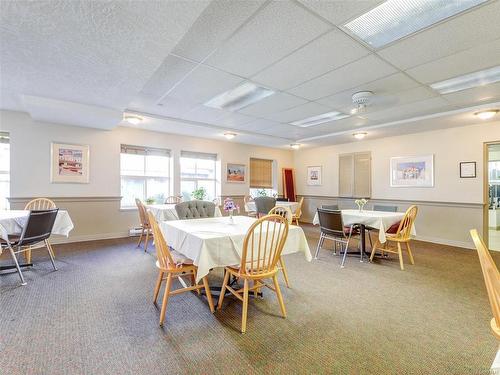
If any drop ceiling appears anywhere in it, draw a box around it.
[1,0,500,148]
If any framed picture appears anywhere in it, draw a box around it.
[390,155,434,187]
[50,142,89,183]
[226,163,246,183]
[307,166,322,186]
[459,161,476,178]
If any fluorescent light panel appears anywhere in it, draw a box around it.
[290,111,350,127]
[204,82,274,111]
[343,0,487,48]
[430,65,500,94]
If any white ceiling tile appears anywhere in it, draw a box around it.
[205,0,331,77]
[442,81,500,106]
[297,0,381,25]
[215,112,257,128]
[172,0,265,62]
[233,118,282,132]
[252,29,370,90]
[257,123,302,137]
[318,73,420,109]
[377,1,500,70]
[362,97,452,121]
[405,39,500,84]
[260,101,332,123]
[180,105,227,124]
[288,54,397,100]
[238,92,307,116]
[140,55,196,98]
[138,95,197,118]
[300,116,369,135]
[163,65,244,105]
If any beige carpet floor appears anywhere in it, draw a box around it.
[1,224,498,375]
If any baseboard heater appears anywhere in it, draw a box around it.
[128,227,143,236]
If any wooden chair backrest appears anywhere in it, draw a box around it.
[165,196,181,204]
[148,212,175,269]
[294,196,304,217]
[395,205,418,240]
[135,199,150,227]
[240,214,289,277]
[470,229,500,339]
[24,198,56,210]
[268,206,293,224]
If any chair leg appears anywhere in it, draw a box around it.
[45,239,57,271]
[217,269,231,310]
[159,273,173,326]
[370,239,380,262]
[241,279,249,333]
[144,230,150,252]
[46,239,56,259]
[314,233,324,259]
[25,246,32,264]
[191,274,201,295]
[406,242,415,265]
[202,276,215,313]
[279,257,290,288]
[153,271,163,304]
[397,243,404,270]
[9,246,26,286]
[341,229,352,268]
[137,228,144,248]
[272,275,287,318]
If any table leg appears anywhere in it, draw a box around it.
[360,224,366,255]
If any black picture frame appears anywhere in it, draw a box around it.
[459,161,476,178]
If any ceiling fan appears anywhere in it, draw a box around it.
[350,90,399,115]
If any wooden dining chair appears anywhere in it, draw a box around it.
[135,198,152,252]
[244,195,257,217]
[24,198,57,263]
[470,229,500,340]
[268,206,293,288]
[217,214,289,333]
[369,205,418,270]
[148,212,214,326]
[291,196,304,225]
[165,196,182,204]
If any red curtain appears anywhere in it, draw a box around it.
[282,169,296,202]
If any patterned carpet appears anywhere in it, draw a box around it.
[1,224,498,375]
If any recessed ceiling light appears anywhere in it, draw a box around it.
[343,0,487,48]
[353,132,367,140]
[290,111,350,127]
[475,110,498,120]
[430,66,500,94]
[223,132,237,140]
[204,82,275,111]
[124,115,143,125]
[290,143,301,150]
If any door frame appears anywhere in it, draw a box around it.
[484,141,500,248]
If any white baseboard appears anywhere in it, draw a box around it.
[49,232,130,245]
[413,235,475,250]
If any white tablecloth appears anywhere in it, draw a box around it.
[0,210,74,252]
[160,215,312,281]
[146,204,222,222]
[245,201,298,214]
[312,209,416,243]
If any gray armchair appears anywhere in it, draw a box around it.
[175,200,216,219]
[254,197,276,216]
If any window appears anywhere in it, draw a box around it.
[249,158,276,197]
[120,145,171,208]
[339,152,371,198]
[180,151,217,201]
[0,132,9,210]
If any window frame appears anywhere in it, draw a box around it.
[180,151,218,201]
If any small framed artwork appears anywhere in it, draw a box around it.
[50,142,90,183]
[459,161,476,178]
[307,166,322,186]
[226,163,246,183]
[390,155,434,187]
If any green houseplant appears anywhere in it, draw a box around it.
[192,187,207,200]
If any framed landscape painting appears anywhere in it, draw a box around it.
[390,155,434,187]
[226,163,246,183]
[307,166,322,186]
[51,142,90,183]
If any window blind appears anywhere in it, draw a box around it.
[250,158,273,188]
[180,150,217,160]
[121,144,170,157]
[339,152,371,198]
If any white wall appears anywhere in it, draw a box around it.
[293,120,500,248]
[0,110,294,198]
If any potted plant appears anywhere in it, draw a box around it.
[192,187,207,200]
[145,197,155,205]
